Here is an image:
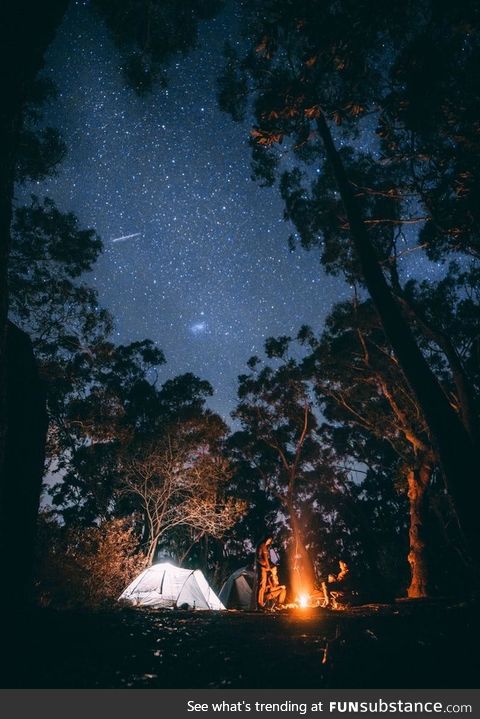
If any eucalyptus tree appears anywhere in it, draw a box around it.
[303,261,480,595]
[219,0,480,563]
[302,301,437,597]
[231,336,335,597]
[231,333,409,597]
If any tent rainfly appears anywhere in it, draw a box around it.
[218,566,255,610]
[118,562,225,610]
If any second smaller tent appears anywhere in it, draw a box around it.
[219,566,255,610]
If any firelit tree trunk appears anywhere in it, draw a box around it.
[316,113,480,569]
[407,463,432,598]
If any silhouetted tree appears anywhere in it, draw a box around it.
[231,334,409,598]
[0,0,222,580]
[0,0,69,502]
[219,0,480,564]
[302,302,437,596]
[91,0,223,94]
[231,339,326,597]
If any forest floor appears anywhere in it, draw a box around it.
[1,599,479,689]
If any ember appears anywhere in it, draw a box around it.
[298,594,309,608]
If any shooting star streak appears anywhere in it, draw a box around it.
[111,232,142,243]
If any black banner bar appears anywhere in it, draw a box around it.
[1,689,479,719]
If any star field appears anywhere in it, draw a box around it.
[22,1,348,420]
[25,2,443,422]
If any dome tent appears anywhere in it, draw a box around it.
[219,566,255,610]
[118,562,225,610]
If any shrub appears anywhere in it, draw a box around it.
[35,513,145,609]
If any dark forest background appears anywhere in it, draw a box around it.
[1,0,479,611]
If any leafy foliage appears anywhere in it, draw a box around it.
[35,514,145,609]
[92,0,223,94]
[219,0,480,573]
[120,416,246,564]
[15,77,67,183]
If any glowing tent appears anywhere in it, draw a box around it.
[118,562,225,610]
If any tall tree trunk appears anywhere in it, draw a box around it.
[394,288,480,445]
[316,113,480,568]
[407,462,432,598]
[0,0,69,592]
[0,69,20,562]
[2,323,48,610]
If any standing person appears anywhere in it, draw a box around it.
[255,535,273,609]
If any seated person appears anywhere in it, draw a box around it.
[264,566,287,608]
[321,560,354,608]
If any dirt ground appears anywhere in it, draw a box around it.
[1,600,478,689]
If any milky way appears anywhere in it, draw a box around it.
[24,1,441,422]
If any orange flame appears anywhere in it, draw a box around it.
[298,593,309,608]
[289,533,315,605]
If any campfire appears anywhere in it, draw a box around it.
[288,532,348,610]
[298,593,309,608]
[294,588,349,610]
[295,590,325,609]
[289,540,319,609]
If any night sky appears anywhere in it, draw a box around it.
[25,0,441,421]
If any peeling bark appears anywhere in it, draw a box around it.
[407,463,432,598]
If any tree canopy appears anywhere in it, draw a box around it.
[218,0,480,567]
